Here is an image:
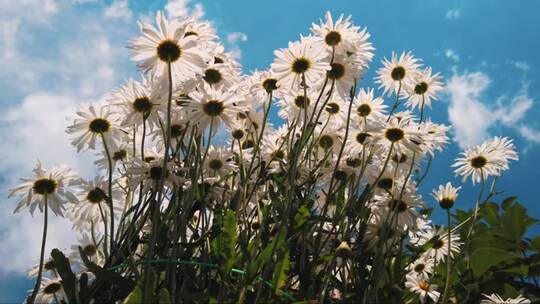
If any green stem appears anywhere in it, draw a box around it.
[101,134,115,254]
[28,196,48,304]
[441,209,452,303]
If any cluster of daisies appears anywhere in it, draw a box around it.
[8,10,525,304]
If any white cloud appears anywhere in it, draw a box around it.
[166,0,205,19]
[0,1,135,275]
[0,93,99,275]
[227,32,248,44]
[446,71,539,148]
[445,9,461,19]
[444,49,459,62]
[446,71,494,148]
[509,60,530,72]
[104,0,132,20]
[519,126,540,143]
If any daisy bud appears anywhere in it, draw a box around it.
[432,182,460,210]
[335,241,352,258]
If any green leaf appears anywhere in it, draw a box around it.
[159,288,171,304]
[501,196,518,211]
[293,205,311,230]
[272,250,290,294]
[480,202,500,226]
[123,285,142,304]
[50,248,77,304]
[471,247,519,277]
[78,246,135,298]
[502,202,537,240]
[218,210,238,281]
[531,236,540,252]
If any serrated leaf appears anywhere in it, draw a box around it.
[471,247,519,277]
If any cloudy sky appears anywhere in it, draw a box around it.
[1,0,539,300]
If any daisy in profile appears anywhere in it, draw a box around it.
[452,136,518,184]
[405,67,443,110]
[66,104,122,152]
[405,274,440,303]
[9,161,78,216]
[182,17,217,42]
[419,120,450,157]
[184,83,246,134]
[375,51,421,97]
[27,257,60,278]
[432,182,460,210]
[112,77,166,130]
[481,293,531,304]
[271,37,330,90]
[351,88,387,125]
[203,146,237,178]
[129,11,206,80]
[34,278,67,304]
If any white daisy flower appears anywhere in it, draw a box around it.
[182,17,217,42]
[418,120,450,157]
[271,37,330,91]
[452,136,518,184]
[200,61,241,89]
[405,274,440,304]
[375,115,424,154]
[69,176,123,232]
[246,69,280,101]
[129,11,207,80]
[34,278,67,304]
[27,257,60,279]
[326,53,362,97]
[481,293,531,304]
[432,182,460,210]
[405,67,443,110]
[317,91,347,128]
[375,51,422,97]
[351,88,387,125]
[94,141,131,172]
[203,146,237,178]
[112,77,166,130]
[184,83,246,134]
[126,158,180,194]
[9,161,78,216]
[70,233,101,265]
[66,104,122,153]
[277,88,320,123]
[311,11,373,60]
[406,257,435,279]
[419,227,462,263]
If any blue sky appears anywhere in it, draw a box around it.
[0,0,539,301]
